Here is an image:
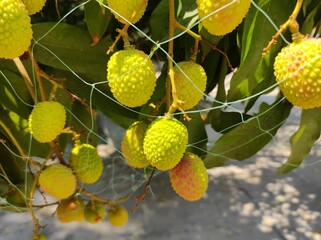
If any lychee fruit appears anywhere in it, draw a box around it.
[0,0,33,59]
[28,101,66,143]
[107,49,156,108]
[107,205,128,227]
[84,200,106,224]
[106,0,148,24]
[274,37,321,109]
[56,197,85,223]
[143,117,188,170]
[69,143,103,184]
[38,164,76,199]
[196,0,251,36]
[21,0,47,15]
[170,152,208,201]
[121,121,151,168]
[174,61,207,110]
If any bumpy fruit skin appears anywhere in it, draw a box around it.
[108,205,128,227]
[274,38,321,109]
[29,101,66,143]
[170,152,208,201]
[107,0,148,24]
[56,197,85,223]
[107,49,156,107]
[84,201,106,224]
[69,143,103,184]
[121,121,150,168]
[143,118,188,170]
[0,0,33,59]
[38,164,76,199]
[196,0,251,36]
[174,61,207,110]
[21,0,47,15]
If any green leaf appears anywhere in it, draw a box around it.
[227,0,295,102]
[203,100,292,169]
[278,108,321,174]
[150,0,198,41]
[181,111,208,157]
[32,22,112,82]
[301,1,321,34]
[84,0,110,44]
[70,101,98,145]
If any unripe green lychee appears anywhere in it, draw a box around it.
[170,152,208,201]
[0,0,33,59]
[84,201,106,224]
[21,0,47,15]
[174,61,207,110]
[143,118,188,170]
[28,101,66,143]
[274,37,321,109]
[121,121,151,168]
[107,49,156,108]
[107,205,128,227]
[56,197,85,223]
[196,0,251,36]
[69,143,103,184]
[38,164,76,199]
[106,0,148,24]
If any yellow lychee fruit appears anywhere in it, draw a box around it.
[56,197,85,223]
[84,201,106,224]
[143,117,188,171]
[106,0,148,24]
[107,49,156,108]
[274,37,321,109]
[174,61,207,110]
[0,0,33,59]
[29,101,66,143]
[196,0,251,36]
[69,143,103,184]
[107,205,128,227]
[170,152,208,201]
[21,0,47,15]
[38,164,76,199]
[121,121,151,168]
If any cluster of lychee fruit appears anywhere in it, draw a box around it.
[26,100,129,227]
[105,0,209,201]
[0,0,47,59]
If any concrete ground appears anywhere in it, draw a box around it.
[1,106,321,240]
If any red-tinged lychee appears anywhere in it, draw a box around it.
[170,152,208,201]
